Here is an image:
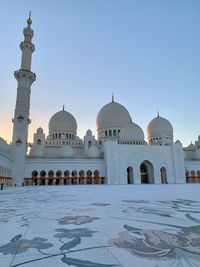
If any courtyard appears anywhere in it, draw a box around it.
[0,184,200,267]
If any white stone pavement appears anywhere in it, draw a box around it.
[0,184,200,267]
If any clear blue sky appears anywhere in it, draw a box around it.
[0,0,200,146]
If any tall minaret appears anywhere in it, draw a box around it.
[12,13,36,185]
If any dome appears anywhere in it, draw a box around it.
[87,146,100,158]
[36,127,43,134]
[86,129,92,136]
[29,144,43,157]
[49,109,77,135]
[147,115,173,139]
[185,142,196,151]
[120,122,144,142]
[61,145,74,157]
[96,101,132,131]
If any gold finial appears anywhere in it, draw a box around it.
[112,93,114,102]
[27,11,32,26]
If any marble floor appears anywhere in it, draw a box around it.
[0,184,200,267]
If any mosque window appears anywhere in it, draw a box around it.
[37,139,41,145]
[59,133,61,138]
[55,133,57,139]
[69,134,71,139]
[118,130,120,134]
[109,130,112,136]
[88,141,92,148]
[105,131,107,137]
[113,130,116,136]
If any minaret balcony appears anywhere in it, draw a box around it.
[17,115,24,121]
[14,70,36,84]
[20,41,35,53]
[16,138,23,145]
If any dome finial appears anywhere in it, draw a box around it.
[62,103,65,111]
[27,11,32,27]
[157,110,160,117]
[112,93,114,102]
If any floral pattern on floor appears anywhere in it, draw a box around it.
[0,184,200,267]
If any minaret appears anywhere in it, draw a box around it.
[12,13,36,185]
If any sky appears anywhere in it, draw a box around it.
[0,0,200,146]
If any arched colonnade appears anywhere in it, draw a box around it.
[24,169,105,186]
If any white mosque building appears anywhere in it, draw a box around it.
[1,16,200,186]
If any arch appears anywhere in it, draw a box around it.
[191,170,195,177]
[79,170,85,177]
[48,170,54,177]
[140,160,154,184]
[64,170,70,177]
[56,170,62,177]
[37,139,41,145]
[72,170,77,177]
[86,170,92,184]
[86,170,92,177]
[160,167,167,184]
[32,170,38,177]
[88,141,92,148]
[127,166,134,184]
[94,170,99,177]
[40,170,46,177]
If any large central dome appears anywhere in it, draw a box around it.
[49,109,77,135]
[96,100,132,131]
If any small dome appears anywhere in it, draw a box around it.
[147,115,173,139]
[186,142,196,151]
[49,109,77,135]
[86,129,92,136]
[87,146,100,158]
[29,144,43,157]
[61,145,74,157]
[37,127,43,134]
[96,101,132,131]
[120,122,144,142]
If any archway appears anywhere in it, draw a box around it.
[94,170,100,184]
[64,170,70,185]
[160,167,167,184]
[79,170,85,184]
[47,170,53,185]
[32,170,38,178]
[140,161,154,184]
[86,170,92,184]
[71,170,77,185]
[127,167,134,184]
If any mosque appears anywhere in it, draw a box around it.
[1,16,200,187]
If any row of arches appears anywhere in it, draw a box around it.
[127,162,168,184]
[186,170,200,183]
[24,169,105,186]
[0,165,12,186]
